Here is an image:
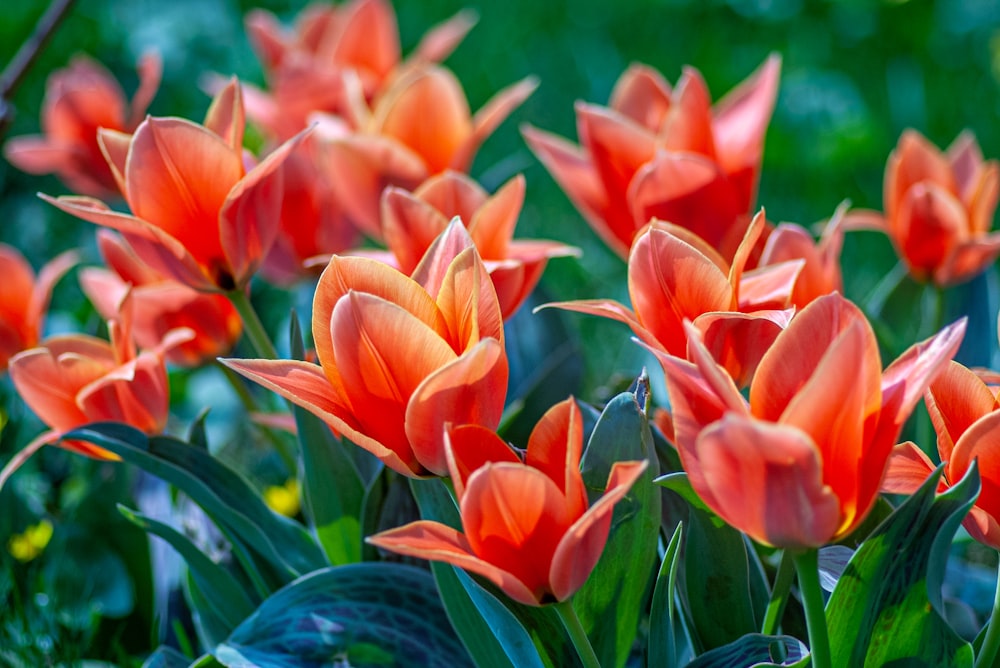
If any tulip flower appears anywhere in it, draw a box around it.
[523,55,780,260]
[0,245,77,372]
[374,171,579,318]
[41,80,301,292]
[319,64,538,237]
[243,0,476,141]
[4,53,161,199]
[79,231,242,367]
[883,359,1000,549]
[2,291,190,486]
[654,292,965,549]
[368,397,647,606]
[222,220,509,477]
[850,130,1000,286]
[547,210,801,388]
[757,203,847,309]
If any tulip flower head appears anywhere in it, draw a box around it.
[0,245,76,373]
[222,220,509,477]
[243,0,476,141]
[377,171,579,318]
[79,231,243,367]
[3,291,189,487]
[41,80,302,292]
[368,398,647,606]
[4,53,161,199]
[655,292,964,549]
[318,63,538,237]
[547,210,801,388]
[883,358,1000,550]
[855,129,1000,286]
[523,55,780,260]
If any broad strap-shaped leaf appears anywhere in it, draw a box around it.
[119,504,256,634]
[141,646,191,668]
[409,478,546,668]
[67,422,326,587]
[827,464,978,667]
[576,377,661,668]
[686,634,810,668]
[648,522,686,667]
[215,563,472,668]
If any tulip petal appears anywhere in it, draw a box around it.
[886,130,958,223]
[609,64,672,133]
[326,0,400,82]
[521,124,616,254]
[220,357,420,476]
[452,75,537,173]
[406,338,507,475]
[367,520,539,606]
[28,249,78,336]
[660,68,716,158]
[444,424,520,500]
[694,415,840,549]
[203,79,246,152]
[966,162,999,238]
[894,182,968,281]
[434,244,504,349]
[948,410,1000,548]
[381,187,452,274]
[691,311,786,388]
[525,398,587,516]
[77,354,169,433]
[97,128,131,195]
[737,260,804,311]
[540,299,660,351]
[549,459,648,600]
[937,234,1000,286]
[881,441,941,496]
[468,174,525,259]
[127,52,162,129]
[412,9,477,64]
[925,360,997,464]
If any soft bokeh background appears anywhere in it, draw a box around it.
[2,0,1000,663]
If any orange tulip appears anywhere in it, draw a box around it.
[41,80,301,292]
[222,220,509,477]
[0,245,76,372]
[883,359,1000,549]
[548,210,801,387]
[368,398,647,606]
[319,64,537,237]
[243,0,476,141]
[523,55,780,260]
[374,171,579,318]
[4,53,161,199]
[654,292,965,549]
[757,203,847,309]
[79,231,242,367]
[6,291,189,475]
[851,130,1000,286]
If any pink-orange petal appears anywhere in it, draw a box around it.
[203,78,246,152]
[525,398,587,515]
[925,360,997,463]
[381,187,451,274]
[444,423,520,500]
[609,64,673,132]
[881,441,942,496]
[452,76,538,173]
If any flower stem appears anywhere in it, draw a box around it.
[761,549,795,635]
[793,549,831,668]
[554,599,601,668]
[976,559,1000,668]
[227,288,278,360]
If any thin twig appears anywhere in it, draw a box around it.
[0,0,76,139]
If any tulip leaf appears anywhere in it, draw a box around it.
[681,502,770,654]
[214,563,472,668]
[577,380,661,668]
[655,472,724,527]
[67,422,326,588]
[409,478,547,668]
[117,504,256,633]
[826,464,978,667]
[648,522,687,667]
[141,647,190,668]
[186,568,233,649]
[686,633,810,667]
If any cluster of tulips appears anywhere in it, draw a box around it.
[3,0,1000,666]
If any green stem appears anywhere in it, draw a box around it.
[793,549,831,668]
[553,599,601,668]
[976,559,1000,668]
[227,288,278,360]
[761,549,795,636]
[863,260,908,319]
[215,361,296,473]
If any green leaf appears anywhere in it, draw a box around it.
[409,478,545,668]
[655,472,723,527]
[186,569,234,649]
[680,504,770,653]
[42,531,135,629]
[118,504,256,633]
[215,563,472,667]
[142,646,191,668]
[827,464,978,667]
[67,422,326,587]
[575,379,661,667]
[686,633,810,668]
[648,522,685,667]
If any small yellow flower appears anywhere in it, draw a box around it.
[264,479,300,518]
[8,519,53,562]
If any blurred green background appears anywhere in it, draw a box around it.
[2,0,1000,663]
